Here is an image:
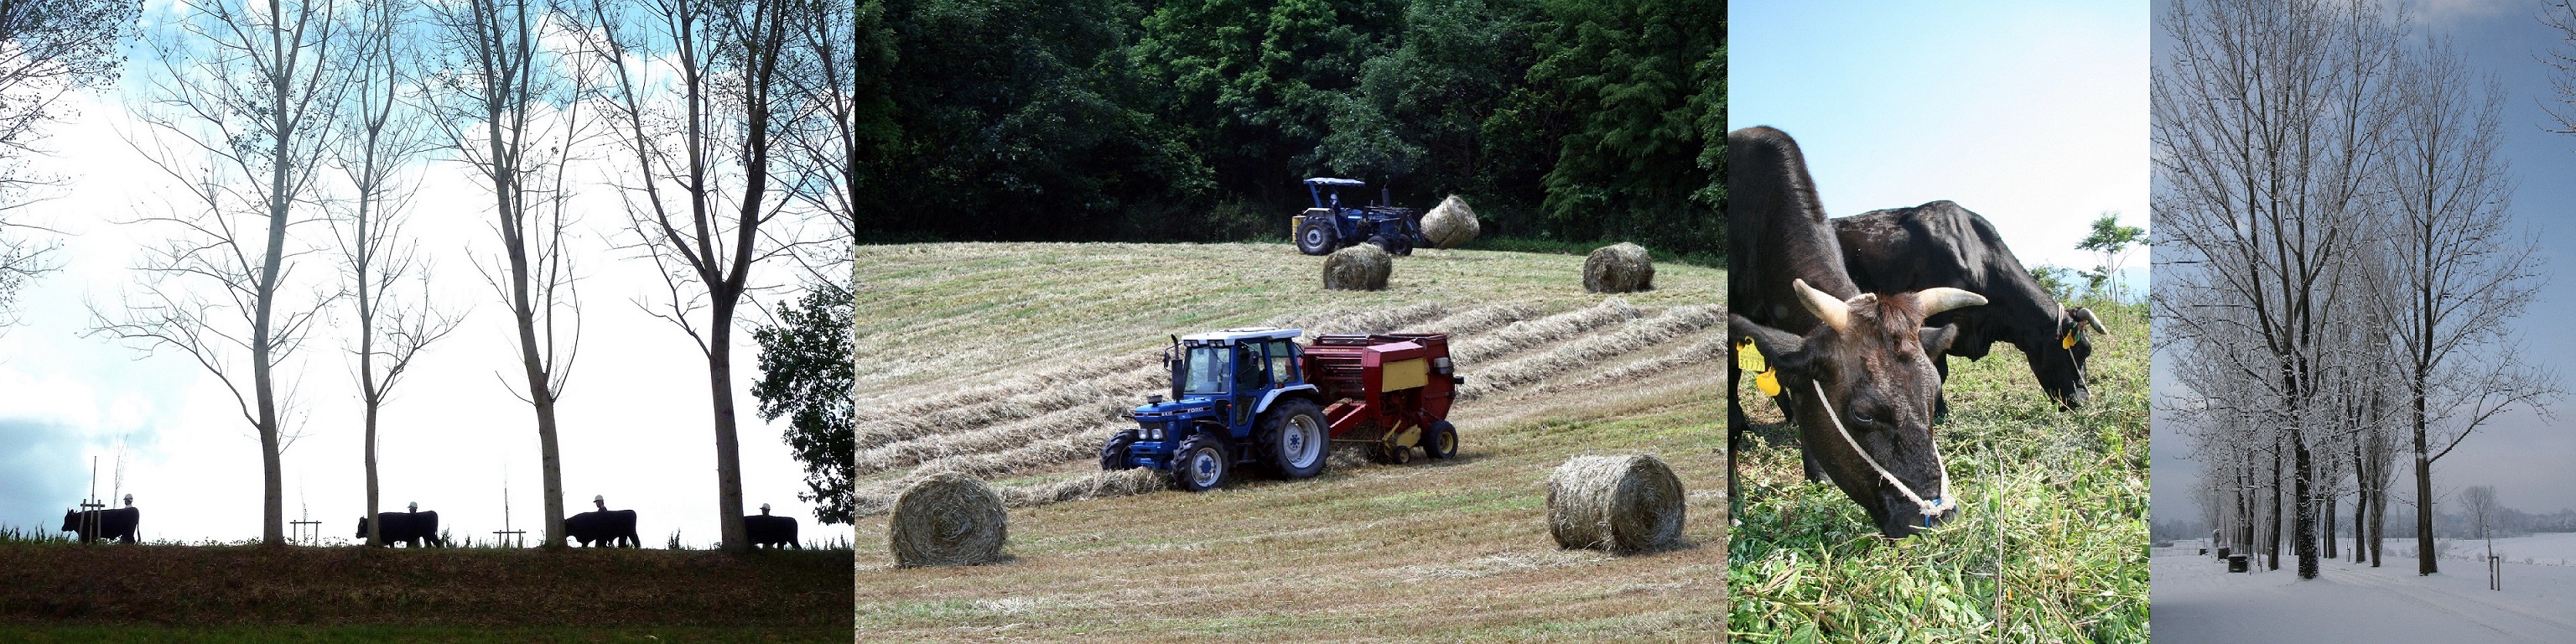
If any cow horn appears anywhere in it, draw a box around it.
[2071,307,2108,334]
[1916,288,1987,317]
[1793,278,1852,332]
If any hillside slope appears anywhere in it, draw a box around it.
[849,242,1726,641]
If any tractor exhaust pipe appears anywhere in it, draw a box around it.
[1381,187,1391,208]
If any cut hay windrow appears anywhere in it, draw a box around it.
[854,352,1161,449]
[1399,303,1544,336]
[997,469,1169,508]
[887,473,1010,568]
[1460,305,1723,400]
[854,400,1134,476]
[1546,454,1686,555]
[1449,299,1644,364]
[851,430,1119,517]
[1501,332,1727,400]
[1265,302,1450,337]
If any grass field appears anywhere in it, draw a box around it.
[849,242,1726,642]
[0,543,851,640]
[1727,301,2150,643]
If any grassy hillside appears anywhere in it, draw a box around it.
[0,544,850,640]
[1727,302,2150,642]
[849,242,1726,641]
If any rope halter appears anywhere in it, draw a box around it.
[1811,380,1955,527]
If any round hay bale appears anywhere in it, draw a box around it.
[1583,242,1655,293]
[1420,194,1481,249]
[1546,454,1685,554]
[1322,242,1393,291]
[887,472,1008,567]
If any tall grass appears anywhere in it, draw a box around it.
[1728,302,2150,643]
[0,523,71,544]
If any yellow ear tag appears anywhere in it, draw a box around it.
[1737,338,1783,396]
[1734,337,1767,372]
[2061,330,2079,350]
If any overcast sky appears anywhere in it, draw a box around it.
[2149,0,2576,524]
[0,12,833,546]
[1728,0,2152,286]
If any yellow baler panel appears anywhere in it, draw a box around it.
[1380,358,1428,392]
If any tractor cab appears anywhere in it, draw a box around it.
[1293,177,1428,257]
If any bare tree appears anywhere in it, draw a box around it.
[90,0,351,546]
[569,0,816,552]
[2379,37,2561,575]
[422,0,597,548]
[0,0,138,326]
[336,0,464,547]
[778,0,875,279]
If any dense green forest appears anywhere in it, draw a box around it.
[848,0,1723,258]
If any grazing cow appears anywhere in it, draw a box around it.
[566,509,639,548]
[60,507,140,543]
[356,511,446,548]
[1835,201,2109,413]
[745,515,799,549]
[1728,126,1986,538]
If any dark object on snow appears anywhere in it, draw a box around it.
[60,507,140,543]
[2227,554,2249,573]
[356,511,446,548]
[565,509,639,548]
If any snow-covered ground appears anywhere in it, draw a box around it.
[2153,540,2576,643]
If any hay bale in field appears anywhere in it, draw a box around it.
[1420,195,1481,249]
[1546,454,1685,554]
[1583,242,1654,293]
[1322,242,1393,291]
[887,472,1009,567]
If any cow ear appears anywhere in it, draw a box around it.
[1732,314,1817,380]
[1920,324,1960,356]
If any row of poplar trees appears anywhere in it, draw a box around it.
[2158,0,2564,579]
[0,0,859,551]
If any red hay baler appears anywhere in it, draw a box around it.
[1303,333,1464,464]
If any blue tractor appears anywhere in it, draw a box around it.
[1292,177,1429,256]
[1101,327,1463,491]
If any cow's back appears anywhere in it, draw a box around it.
[1727,126,1861,332]
[1835,201,2060,353]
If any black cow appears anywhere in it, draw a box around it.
[60,507,139,543]
[356,511,446,548]
[745,515,800,549]
[1728,126,1986,538]
[1835,201,2108,413]
[566,509,638,548]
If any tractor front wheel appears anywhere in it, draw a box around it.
[1425,421,1458,460]
[1260,399,1328,479]
[1100,430,1139,470]
[1297,218,1337,255]
[1172,435,1230,491]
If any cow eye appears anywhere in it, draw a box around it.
[1853,409,1876,424]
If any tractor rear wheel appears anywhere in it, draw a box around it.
[1100,430,1140,470]
[1260,399,1328,479]
[1424,421,1458,460]
[1172,435,1230,491]
[1297,217,1337,255]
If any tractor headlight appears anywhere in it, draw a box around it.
[1140,422,1164,440]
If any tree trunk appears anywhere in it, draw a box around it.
[2295,431,2317,579]
[254,6,292,546]
[710,295,746,552]
[2414,384,2435,574]
[2269,436,2283,571]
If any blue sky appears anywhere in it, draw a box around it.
[1729,1,2152,284]
[2149,0,2576,524]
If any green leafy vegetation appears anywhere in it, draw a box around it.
[1728,302,2149,643]
[852,0,1721,255]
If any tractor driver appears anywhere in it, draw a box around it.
[1236,344,1268,389]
